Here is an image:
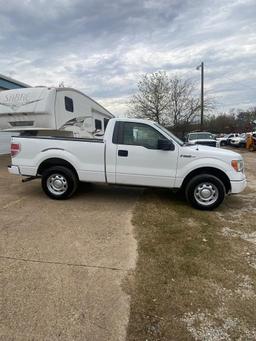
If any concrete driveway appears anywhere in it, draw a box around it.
[0,155,140,340]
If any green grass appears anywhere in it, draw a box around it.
[125,188,256,340]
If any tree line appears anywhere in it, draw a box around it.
[128,71,256,137]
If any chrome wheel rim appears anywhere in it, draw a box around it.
[47,174,68,195]
[194,182,218,206]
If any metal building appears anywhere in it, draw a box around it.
[0,74,29,154]
[0,73,29,91]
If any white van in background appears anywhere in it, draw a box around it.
[0,87,114,138]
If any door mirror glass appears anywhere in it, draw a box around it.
[157,139,174,151]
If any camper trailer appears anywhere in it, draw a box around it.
[0,87,114,138]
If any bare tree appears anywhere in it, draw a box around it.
[128,71,172,125]
[169,77,199,126]
[170,77,189,124]
[170,77,215,126]
[128,71,215,131]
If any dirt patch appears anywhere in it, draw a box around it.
[126,149,256,340]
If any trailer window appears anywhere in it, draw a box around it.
[95,119,102,130]
[64,96,74,112]
[9,121,34,127]
[104,118,109,130]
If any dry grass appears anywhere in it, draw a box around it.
[125,150,256,341]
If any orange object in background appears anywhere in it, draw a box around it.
[246,133,256,151]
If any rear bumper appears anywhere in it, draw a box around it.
[8,165,20,175]
[230,178,247,194]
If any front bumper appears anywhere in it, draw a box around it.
[230,178,247,194]
[8,165,20,175]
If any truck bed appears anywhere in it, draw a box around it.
[10,135,106,183]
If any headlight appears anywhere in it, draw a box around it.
[231,159,244,172]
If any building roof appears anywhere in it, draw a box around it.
[0,73,30,89]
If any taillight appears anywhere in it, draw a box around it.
[11,143,21,157]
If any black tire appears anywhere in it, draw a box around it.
[220,141,226,146]
[41,166,78,200]
[185,174,225,210]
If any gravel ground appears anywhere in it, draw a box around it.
[0,154,140,341]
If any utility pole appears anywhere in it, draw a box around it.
[196,62,204,130]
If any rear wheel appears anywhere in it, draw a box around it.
[185,174,225,210]
[41,166,78,200]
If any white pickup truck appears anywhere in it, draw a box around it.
[8,118,246,210]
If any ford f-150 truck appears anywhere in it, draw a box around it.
[8,118,246,210]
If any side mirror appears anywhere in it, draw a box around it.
[158,139,175,151]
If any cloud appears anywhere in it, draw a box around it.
[0,0,255,115]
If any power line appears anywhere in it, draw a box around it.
[215,101,256,107]
[221,75,256,91]
[205,66,256,91]
[167,68,198,81]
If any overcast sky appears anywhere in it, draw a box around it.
[0,0,255,116]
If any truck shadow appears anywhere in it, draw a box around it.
[146,187,188,205]
[76,183,187,207]
[74,182,143,202]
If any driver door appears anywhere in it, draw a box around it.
[115,122,178,188]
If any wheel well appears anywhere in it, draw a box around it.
[181,167,231,194]
[37,158,79,179]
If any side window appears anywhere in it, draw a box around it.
[95,119,102,130]
[122,122,166,149]
[64,96,74,112]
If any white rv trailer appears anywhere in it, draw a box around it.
[0,87,114,138]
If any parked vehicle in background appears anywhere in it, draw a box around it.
[230,134,246,148]
[8,118,246,210]
[186,132,220,148]
[216,133,240,146]
[0,87,114,138]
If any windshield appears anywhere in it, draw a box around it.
[154,123,184,146]
[188,132,214,140]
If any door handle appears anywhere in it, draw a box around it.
[118,150,128,157]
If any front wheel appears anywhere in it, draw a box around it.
[41,166,78,200]
[185,174,225,210]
